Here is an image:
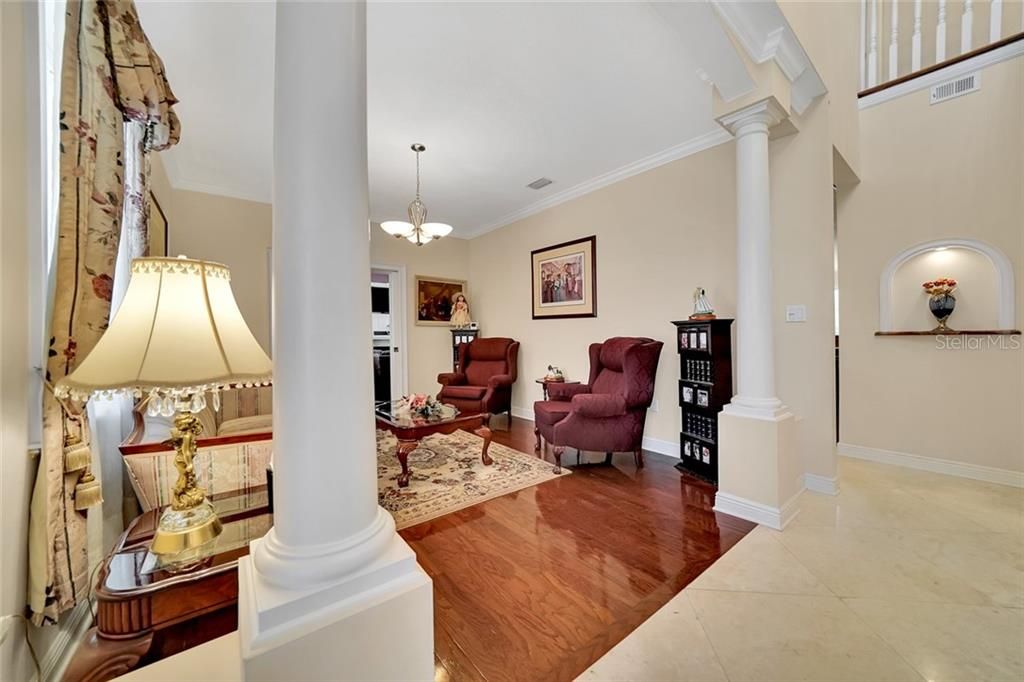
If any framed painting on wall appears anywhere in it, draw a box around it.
[531,235,596,319]
[148,192,168,257]
[415,276,467,326]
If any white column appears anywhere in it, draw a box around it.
[888,0,900,80]
[961,0,974,53]
[239,2,433,679]
[936,0,948,62]
[912,0,923,72]
[718,99,787,420]
[257,0,387,592]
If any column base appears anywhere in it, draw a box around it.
[715,408,804,530]
[722,396,788,420]
[238,531,433,681]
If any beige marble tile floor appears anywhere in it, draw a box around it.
[580,457,1024,682]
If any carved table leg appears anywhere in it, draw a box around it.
[475,425,494,466]
[396,439,418,487]
[63,627,154,682]
[552,445,564,474]
[534,426,542,452]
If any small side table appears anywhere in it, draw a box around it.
[535,378,581,401]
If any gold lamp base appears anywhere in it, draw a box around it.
[151,501,223,555]
[151,410,223,560]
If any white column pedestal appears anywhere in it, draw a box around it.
[715,411,803,530]
[239,535,433,682]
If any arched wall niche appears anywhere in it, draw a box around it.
[878,238,1015,331]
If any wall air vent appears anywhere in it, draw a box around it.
[930,72,979,105]
[526,177,554,190]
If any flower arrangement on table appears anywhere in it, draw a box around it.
[394,393,458,421]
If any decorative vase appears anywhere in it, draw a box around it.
[928,293,956,331]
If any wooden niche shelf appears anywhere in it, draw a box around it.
[875,329,1022,336]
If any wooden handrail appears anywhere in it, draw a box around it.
[859,31,1024,98]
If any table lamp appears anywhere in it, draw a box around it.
[55,256,272,558]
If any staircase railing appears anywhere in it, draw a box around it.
[860,0,1022,91]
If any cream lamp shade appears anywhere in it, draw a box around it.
[55,256,272,411]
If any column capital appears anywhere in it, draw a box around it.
[716,96,789,137]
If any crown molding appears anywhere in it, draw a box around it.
[709,0,826,115]
[464,127,732,239]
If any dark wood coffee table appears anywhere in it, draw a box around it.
[375,403,493,487]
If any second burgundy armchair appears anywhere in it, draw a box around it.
[437,337,519,425]
[533,336,663,471]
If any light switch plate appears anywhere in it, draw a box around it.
[786,305,807,322]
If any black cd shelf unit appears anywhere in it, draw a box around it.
[670,318,734,484]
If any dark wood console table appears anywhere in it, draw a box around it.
[63,488,270,682]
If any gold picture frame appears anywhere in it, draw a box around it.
[415,276,467,326]
[531,235,597,319]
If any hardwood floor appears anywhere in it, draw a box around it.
[398,417,755,682]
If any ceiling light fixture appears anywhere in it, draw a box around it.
[380,143,453,246]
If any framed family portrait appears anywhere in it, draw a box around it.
[530,235,596,319]
[415,276,466,326]
[148,192,168,257]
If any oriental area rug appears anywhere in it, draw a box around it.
[376,428,569,530]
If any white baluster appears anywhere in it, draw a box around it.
[936,0,947,62]
[990,0,1003,43]
[860,0,867,89]
[889,0,900,79]
[868,0,879,87]
[961,0,974,53]
[912,0,923,71]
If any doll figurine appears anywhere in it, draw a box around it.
[450,293,472,328]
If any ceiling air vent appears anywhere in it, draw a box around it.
[930,72,979,105]
[526,177,553,190]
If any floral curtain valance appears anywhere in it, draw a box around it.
[29,0,180,625]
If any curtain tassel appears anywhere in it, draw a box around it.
[63,436,92,473]
[73,470,103,510]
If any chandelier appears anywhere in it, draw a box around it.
[380,143,453,246]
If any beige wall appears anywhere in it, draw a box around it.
[1,3,75,677]
[152,157,273,353]
[370,229,472,396]
[771,97,840,483]
[838,56,1024,473]
[780,0,862,178]
[468,143,738,447]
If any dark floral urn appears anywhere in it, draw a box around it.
[929,293,956,331]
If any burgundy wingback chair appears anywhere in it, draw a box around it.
[533,337,663,471]
[437,337,519,423]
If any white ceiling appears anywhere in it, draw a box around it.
[138,1,750,237]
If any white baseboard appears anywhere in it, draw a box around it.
[41,600,93,682]
[838,442,1024,488]
[713,488,803,530]
[804,472,840,496]
[510,406,681,457]
[510,405,535,422]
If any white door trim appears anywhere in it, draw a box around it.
[371,263,409,399]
